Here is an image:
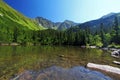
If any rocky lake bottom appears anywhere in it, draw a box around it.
[0,46,120,80]
[13,66,112,80]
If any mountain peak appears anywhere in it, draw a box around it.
[35,17,78,30]
[101,12,116,19]
[64,20,75,23]
[64,20,72,22]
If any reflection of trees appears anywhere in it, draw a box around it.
[0,46,116,80]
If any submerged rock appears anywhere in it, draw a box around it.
[101,47,109,51]
[12,66,112,80]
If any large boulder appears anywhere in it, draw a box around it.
[111,50,120,58]
[87,63,120,75]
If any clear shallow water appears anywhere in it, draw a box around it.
[14,66,112,80]
[0,46,119,80]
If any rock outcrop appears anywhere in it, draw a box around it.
[113,61,120,65]
[87,63,120,75]
[111,50,120,58]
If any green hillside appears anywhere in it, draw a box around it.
[0,0,46,44]
[0,0,44,30]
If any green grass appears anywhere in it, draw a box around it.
[108,43,120,48]
[0,0,45,30]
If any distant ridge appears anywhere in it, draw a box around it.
[75,12,120,32]
[35,17,78,30]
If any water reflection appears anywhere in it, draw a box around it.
[0,46,118,80]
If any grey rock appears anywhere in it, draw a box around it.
[111,50,120,58]
[12,66,112,80]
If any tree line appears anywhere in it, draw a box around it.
[0,17,120,47]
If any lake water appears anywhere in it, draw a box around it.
[0,46,119,80]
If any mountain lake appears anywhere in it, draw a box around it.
[0,46,120,80]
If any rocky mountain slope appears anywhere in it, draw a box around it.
[35,17,78,30]
[77,12,120,32]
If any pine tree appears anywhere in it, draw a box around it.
[100,23,105,47]
[114,16,119,37]
[13,27,18,42]
[112,16,120,44]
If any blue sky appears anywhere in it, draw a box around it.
[4,0,120,23]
